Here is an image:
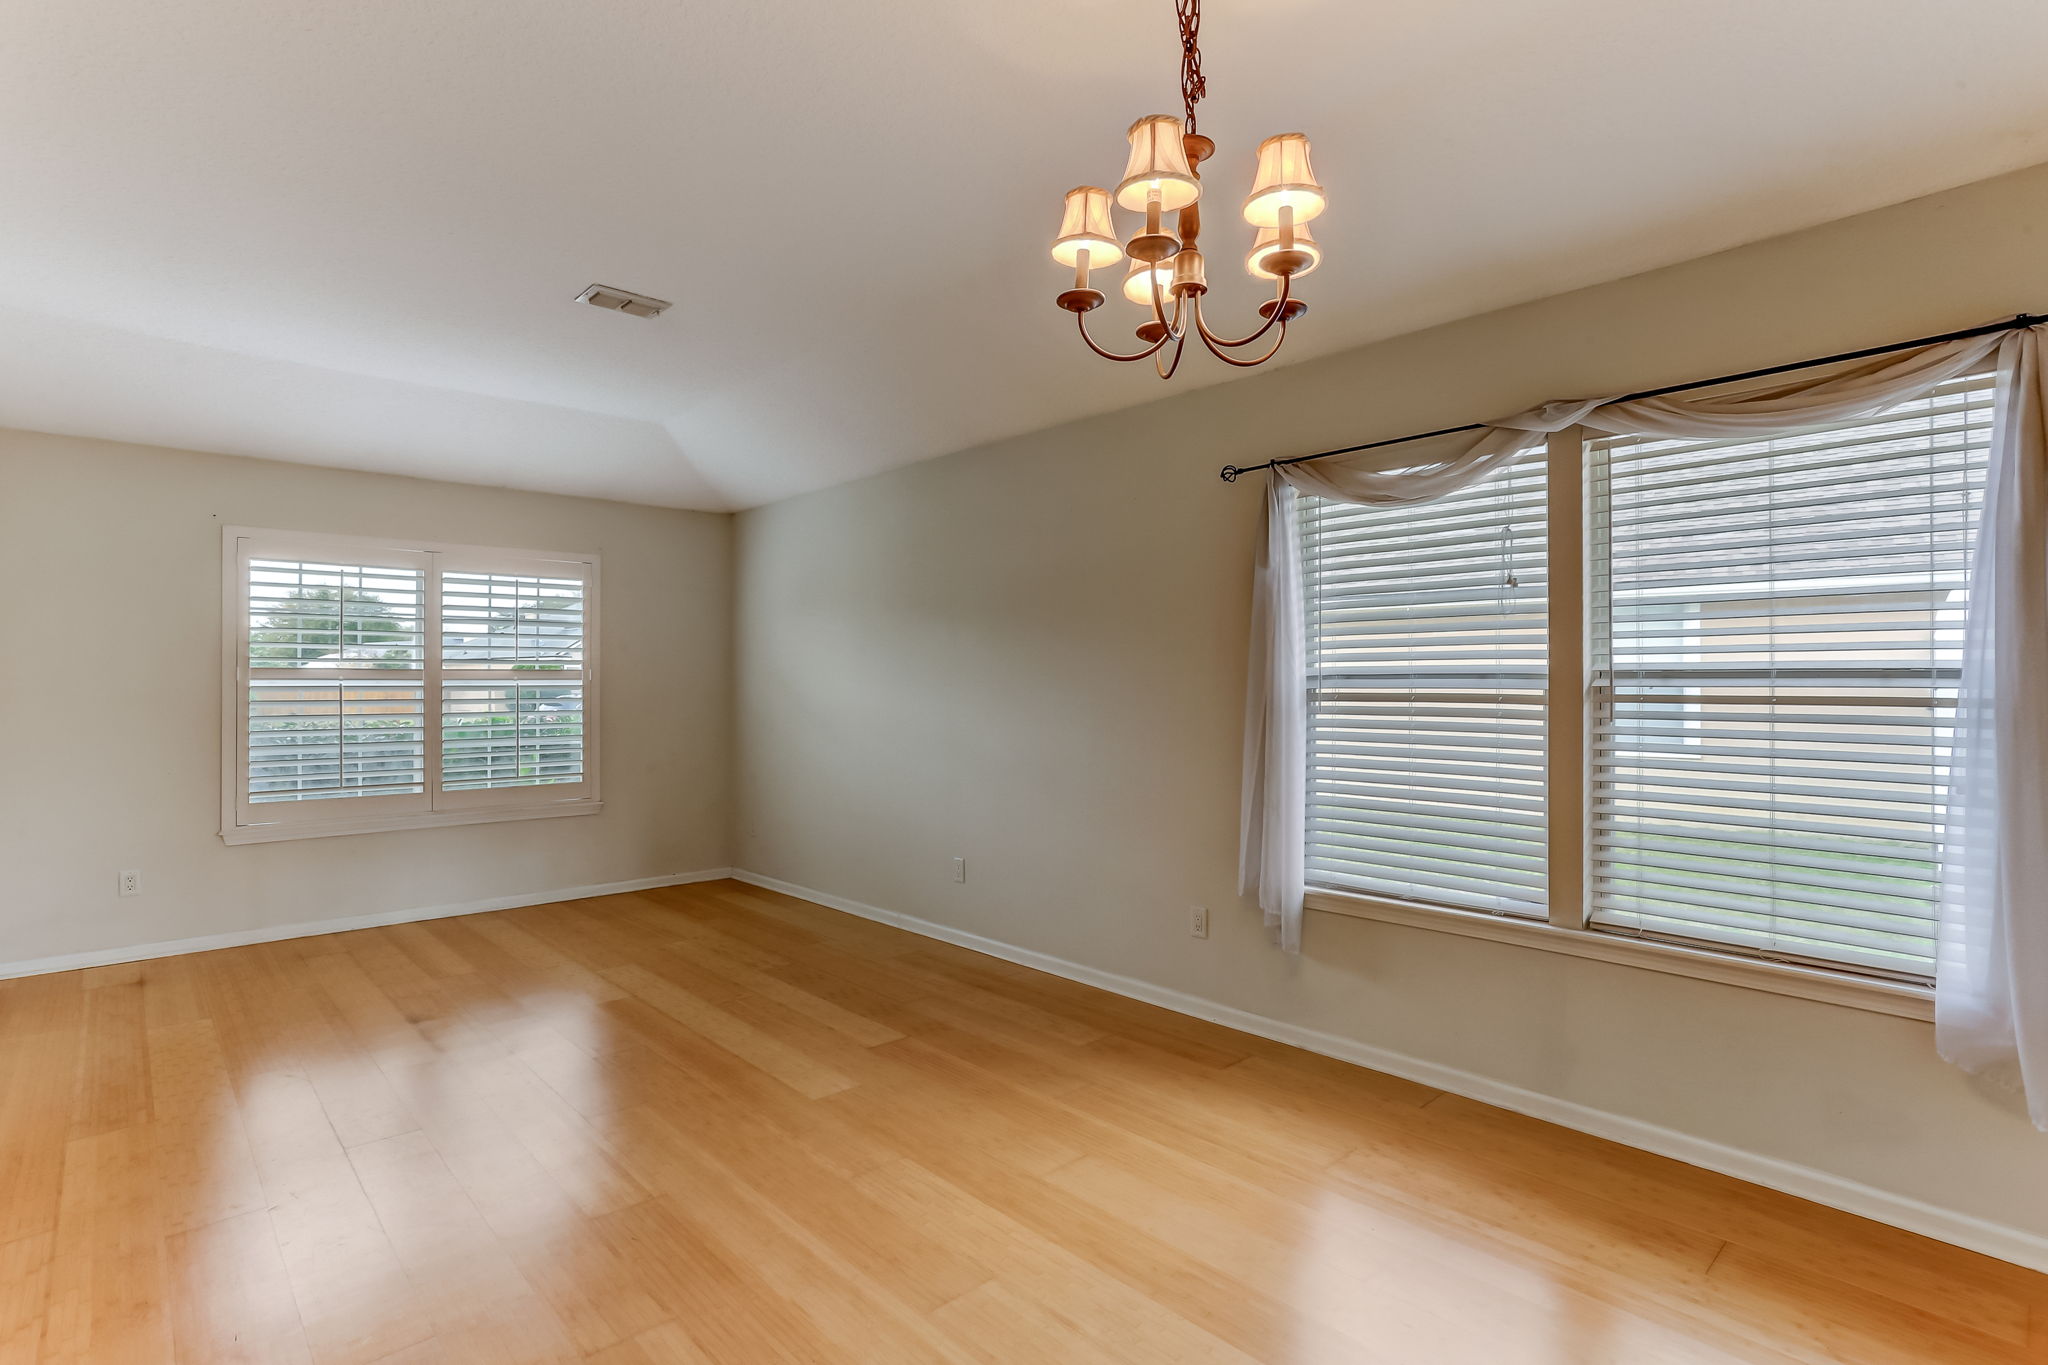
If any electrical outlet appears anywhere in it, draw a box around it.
[1189,905,1209,938]
[952,857,967,884]
[118,869,142,898]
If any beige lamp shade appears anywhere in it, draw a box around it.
[1243,133,1325,226]
[1050,186,1123,269]
[1246,220,1322,279]
[1122,255,1175,306]
[1116,115,1201,212]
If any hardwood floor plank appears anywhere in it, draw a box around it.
[646,941,906,1048]
[1700,1241,2030,1365]
[76,963,143,991]
[0,1233,53,1365]
[498,900,658,975]
[163,1209,312,1365]
[1412,1092,2043,1342]
[582,1321,717,1365]
[602,892,793,974]
[1044,1151,1783,1365]
[595,999,901,1183]
[67,979,150,1141]
[928,1281,1130,1365]
[602,1135,974,1365]
[139,956,205,1033]
[616,1093,994,1314]
[145,1020,266,1236]
[306,949,447,1069]
[332,933,505,1062]
[590,1196,847,1363]
[234,1069,434,1365]
[448,1051,650,1221]
[1,878,2040,1363]
[347,1128,582,1363]
[501,1221,672,1358]
[458,916,627,1005]
[852,1158,1269,1365]
[190,946,306,1087]
[381,921,478,981]
[603,963,854,1099]
[0,995,83,1245]
[40,1126,173,1365]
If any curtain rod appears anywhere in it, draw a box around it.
[1216,311,2048,482]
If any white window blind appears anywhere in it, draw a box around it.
[1300,455,1548,914]
[224,531,600,843]
[1588,374,1991,978]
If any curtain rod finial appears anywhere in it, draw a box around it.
[1220,465,1242,482]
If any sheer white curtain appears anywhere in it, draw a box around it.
[1939,328,2048,1127]
[1245,328,2047,1121]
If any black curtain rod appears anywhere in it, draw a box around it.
[1217,312,2048,482]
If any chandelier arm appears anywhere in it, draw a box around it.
[1194,311,1289,368]
[1154,325,1190,380]
[1075,309,1175,363]
[1148,270,1191,340]
[1191,274,1292,350]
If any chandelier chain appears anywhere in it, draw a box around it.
[1177,0,1205,133]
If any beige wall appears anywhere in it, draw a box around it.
[734,161,2048,1242]
[1,431,732,966]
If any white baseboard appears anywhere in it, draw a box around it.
[731,869,2048,1275]
[0,868,734,982]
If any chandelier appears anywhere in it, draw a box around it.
[1049,0,1325,378]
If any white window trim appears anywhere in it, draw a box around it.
[219,526,603,845]
[1301,426,1938,1022]
[1306,888,1932,1020]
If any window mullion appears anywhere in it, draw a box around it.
[1546,425,1590,931]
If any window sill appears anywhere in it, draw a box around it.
[221,799,602,845]
[1305,888,1934,1022]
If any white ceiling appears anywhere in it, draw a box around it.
[7,1,2048,510]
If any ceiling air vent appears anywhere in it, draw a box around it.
[576,283,671,318]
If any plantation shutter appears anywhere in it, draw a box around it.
[438,562,591,800]
[1587,372,1992,979]
[1299,456,1548,914]
[233,535,436,834]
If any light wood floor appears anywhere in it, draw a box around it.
[1,880,2041,1364]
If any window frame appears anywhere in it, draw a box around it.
[1303,426,1942,1021]
[219,526,602,845]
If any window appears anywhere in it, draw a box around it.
[1300,372,1991,984]
[222,529,599,843]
